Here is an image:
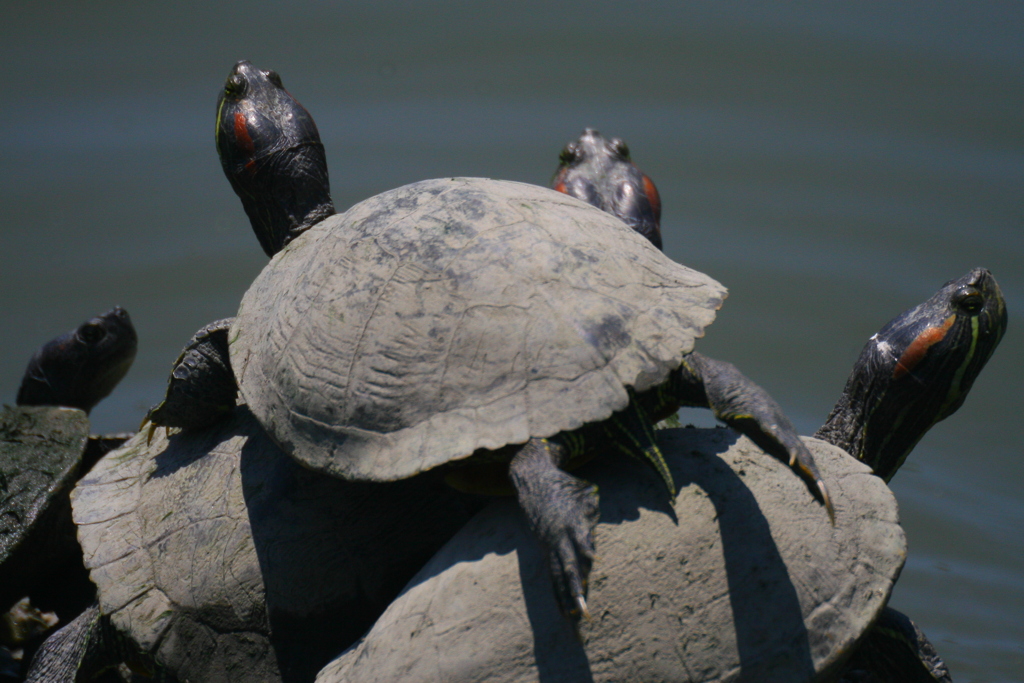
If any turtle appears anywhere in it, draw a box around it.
[39,270,1001,683]
[28,269,1001,683]
[550,127,1004,680]
[1,308,137,677]
[23,407,483,683]
[144,61,834,624]
[316,266,1006,683]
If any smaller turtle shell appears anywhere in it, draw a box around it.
[231,178,726,481]
[71,407,479,682]
[317,430,906,683]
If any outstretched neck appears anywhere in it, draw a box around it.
[215,61,337,257]
[814,392,863,459]
[234,141,336,257]
[813,330,933,483]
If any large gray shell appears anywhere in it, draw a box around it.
[71,407,479,682]
[231,178,726,481]
[318,429,906,683]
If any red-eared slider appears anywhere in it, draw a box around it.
[147,62,833,623]
[317,268,1005,683]
[1,309,136,677]
[551,131,1002,681]
[552,128,662,249]
[22,407,481,683]
[814,269,1006,482]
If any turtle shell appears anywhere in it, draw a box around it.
[0,406,90,613]
[231,178,726,481]
[71,406,479,682]
[317,429,906,683]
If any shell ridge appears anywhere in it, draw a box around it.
[335,183,469,415]
[434,305,470,401]
[258,226,337,426]
[338,254,401,418]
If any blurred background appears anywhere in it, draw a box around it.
[2,2,1020,680]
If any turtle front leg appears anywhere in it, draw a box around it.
[673,352,835,523]
[144,318,238,433]
[509,438,600,622]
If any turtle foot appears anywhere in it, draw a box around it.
[147,319,237,432]
[750,424,835,525]
[542,475,599,621]
[509,438,600,622]
[682,352,836,524]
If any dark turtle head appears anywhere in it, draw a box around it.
[816,268,1007,481]
[16,307,138,414]
[216,60,335,257]
[552,129,662,250]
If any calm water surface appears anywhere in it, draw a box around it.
[2,3,1021,680]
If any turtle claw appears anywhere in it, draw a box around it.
[789,442,836,525]
[546,508,597,622]
[141,417,157,445]
[140,417,170,447]
[818,480,836,526]
[576,595,591,622]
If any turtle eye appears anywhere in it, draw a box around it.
[559,143,579,165]
[953,286,984,314]
[611,138,630,159]
[78,323,106,345]
[264,70,284,88]
[224,74,247,99]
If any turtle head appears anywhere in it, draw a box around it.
[17,307,138,414]
[216,61,335,257]
[552,129,662,250]
[817,268,1007,481]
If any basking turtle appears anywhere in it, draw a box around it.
[552,128,1002,681]
[1,308,136,677]
[20,65,481,683]
[23,407,482,683]
[1,307,137,613]
[146,62,832,623]
[317,267,1005,683]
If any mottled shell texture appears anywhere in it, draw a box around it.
[232,178,726,481]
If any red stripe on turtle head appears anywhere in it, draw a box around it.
[233,112,255,157]
[893,315,956,379]
[552,167,569,195]
[641,173,661,223]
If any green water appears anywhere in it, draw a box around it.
[2,3,1021,680]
